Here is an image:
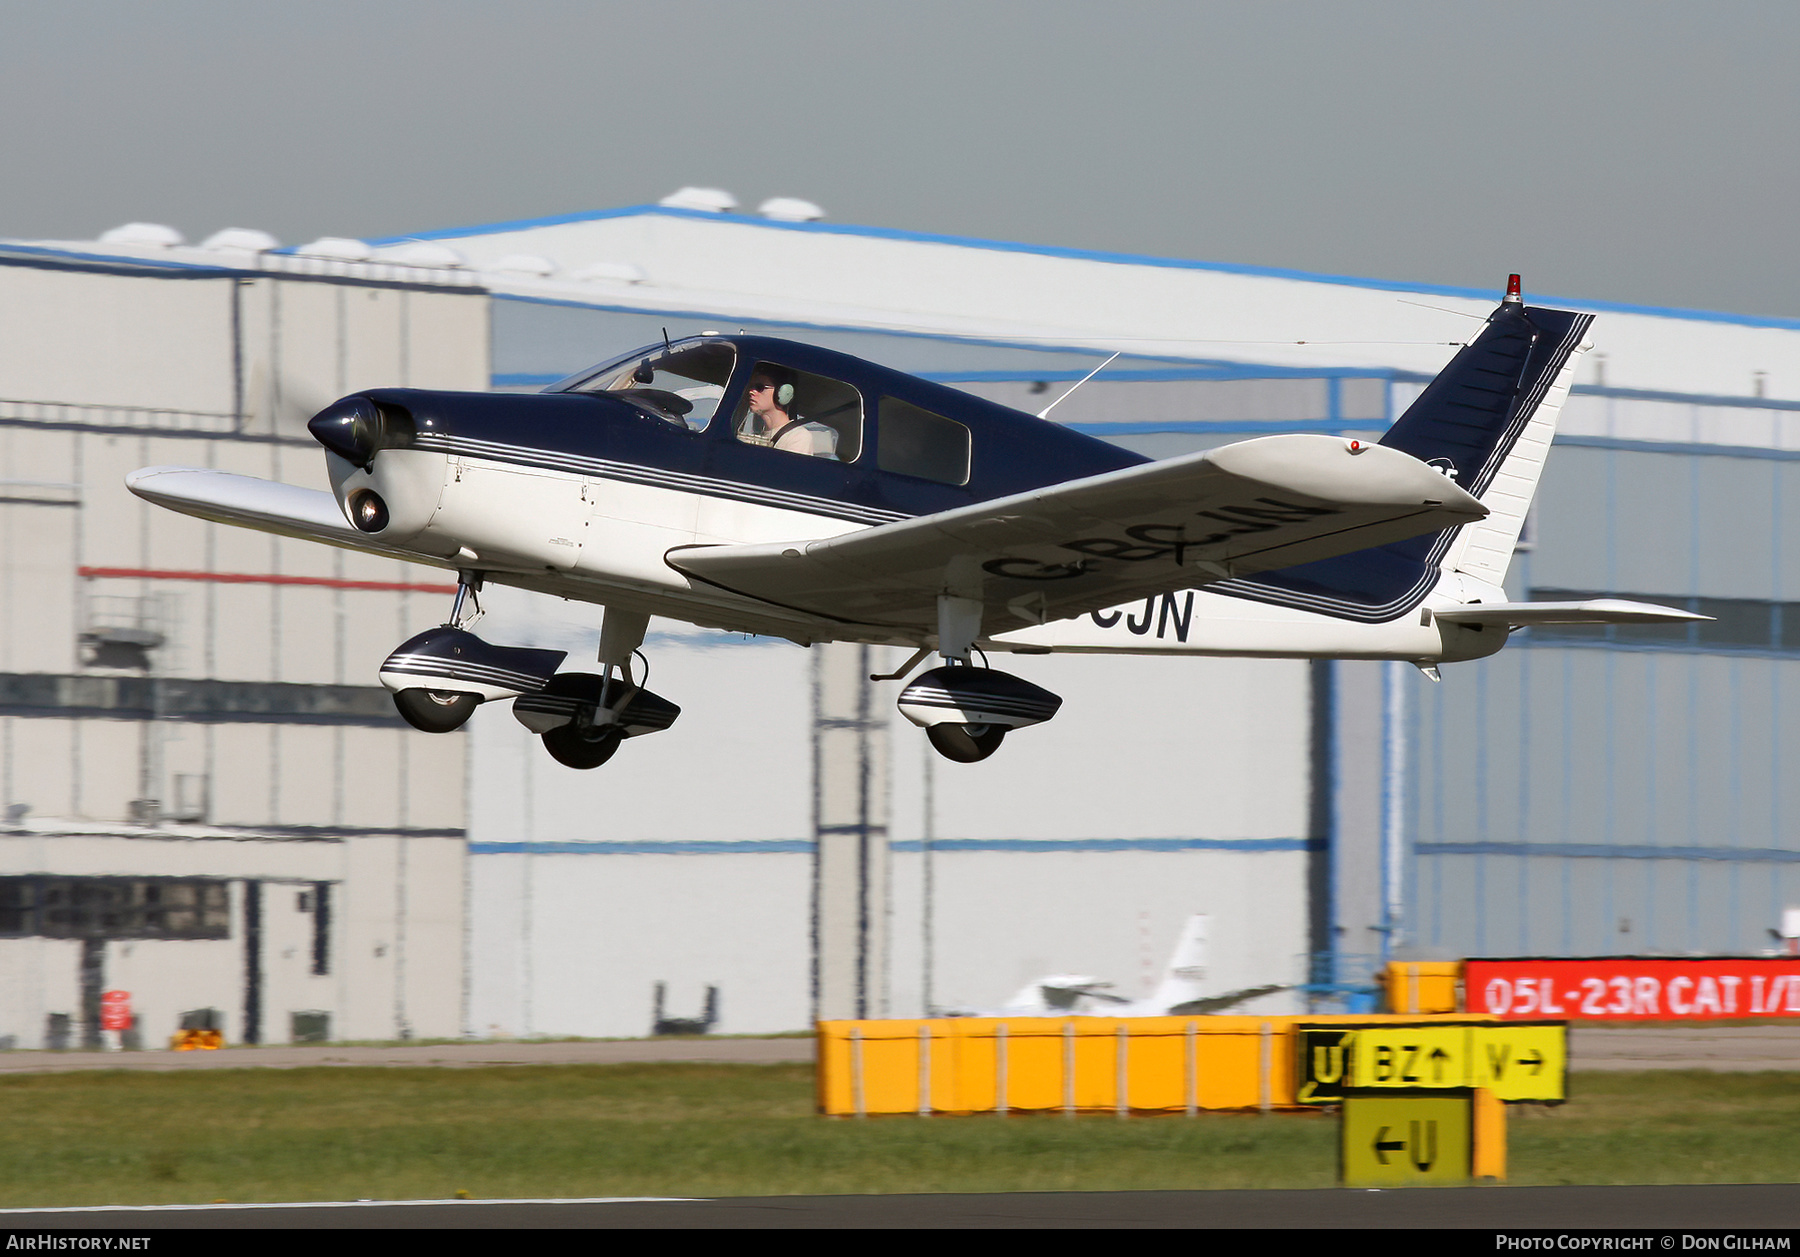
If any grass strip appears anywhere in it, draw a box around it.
[0,1065,1794,1206]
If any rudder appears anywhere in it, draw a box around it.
[1207,281,1593,622]
[1378,285,1594,589]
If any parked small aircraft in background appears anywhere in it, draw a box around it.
[953,915,1285,1017]
[128,277,1699,768]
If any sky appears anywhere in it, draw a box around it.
[2,1,1797,317]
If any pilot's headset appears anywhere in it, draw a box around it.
[768,368,796,410]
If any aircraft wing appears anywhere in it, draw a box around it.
[124,466,451,567]
[667,433,1485,634]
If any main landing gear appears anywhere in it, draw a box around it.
[514,665,680,769]
[377,574,680,770]
[891,595,1064,763]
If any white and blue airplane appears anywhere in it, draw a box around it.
[127,277,1699,768]
[954,915,1289,1017]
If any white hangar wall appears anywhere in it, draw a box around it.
[464,583,1315,1035]
[0,829,463,1048]
[0,247,486,1048]
[1406,426,1800,962]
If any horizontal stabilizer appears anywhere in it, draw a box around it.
[669,433,1484,636]
[1433,598,1708,626]
[1168,984,1290,1015]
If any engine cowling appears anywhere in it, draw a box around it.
[310,395,450,548]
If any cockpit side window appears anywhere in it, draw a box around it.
[732,362,862,463]
[567,342,736,431]
[877,397,971,485]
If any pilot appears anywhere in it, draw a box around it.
[741,367,838,460]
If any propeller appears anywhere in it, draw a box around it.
[242,360,336,441]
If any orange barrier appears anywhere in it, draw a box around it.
[1473,1087,1507,1180]
[1381,961,1463,1014]
[816,1013,1503,1116]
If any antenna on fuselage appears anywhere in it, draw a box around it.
[661,327,673,355]
[1035,351,1121,420]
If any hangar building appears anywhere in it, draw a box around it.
[0,193,1795,1044]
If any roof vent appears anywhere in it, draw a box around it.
[490,253,558,277]
[379,241,467,269]
[758,197,824,222]
[294,237,373,261]
[199,228,279,253]
[659,186,738,213]
[99,222,184,248]
[572,260,646,284]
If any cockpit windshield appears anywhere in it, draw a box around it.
[552,340,736,431]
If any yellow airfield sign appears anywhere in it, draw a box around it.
[1341,1094,1473,1186]
[1297,1023,1566,1103]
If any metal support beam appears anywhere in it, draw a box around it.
[597,607,650,668]
[449,570,484,629]
[936,595,982,666]
[812,642,890,1021]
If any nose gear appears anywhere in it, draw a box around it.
[380,626,567,733]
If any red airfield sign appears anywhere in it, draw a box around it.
[100,989,132,1032]
[1466,958,1800,1020]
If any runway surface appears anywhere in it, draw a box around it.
[1568,1024,1800,1070]
[0,1024,1791,1075]
[4,1184,1796,1229]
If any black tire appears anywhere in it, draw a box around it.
[543,721,624,770]
[394,688,480,733]
[926,722,1007,763]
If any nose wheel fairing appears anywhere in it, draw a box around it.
[379,627,567,704]
[380,626,566,732]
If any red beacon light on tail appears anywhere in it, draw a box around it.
[1503,274,1523,306]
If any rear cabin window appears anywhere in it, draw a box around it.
[877,397,971,485]
[732,363,863,462]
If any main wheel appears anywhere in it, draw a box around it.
[926,722,1007,763]
[394,688,480,733]
[542,721,624,770]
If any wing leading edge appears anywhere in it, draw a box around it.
[666,433,1485,636]
[124,466,451,567]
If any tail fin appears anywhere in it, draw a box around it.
[1148,914,1209,1010]
[1378,283,1593,589]
[1210,282,1592,621]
